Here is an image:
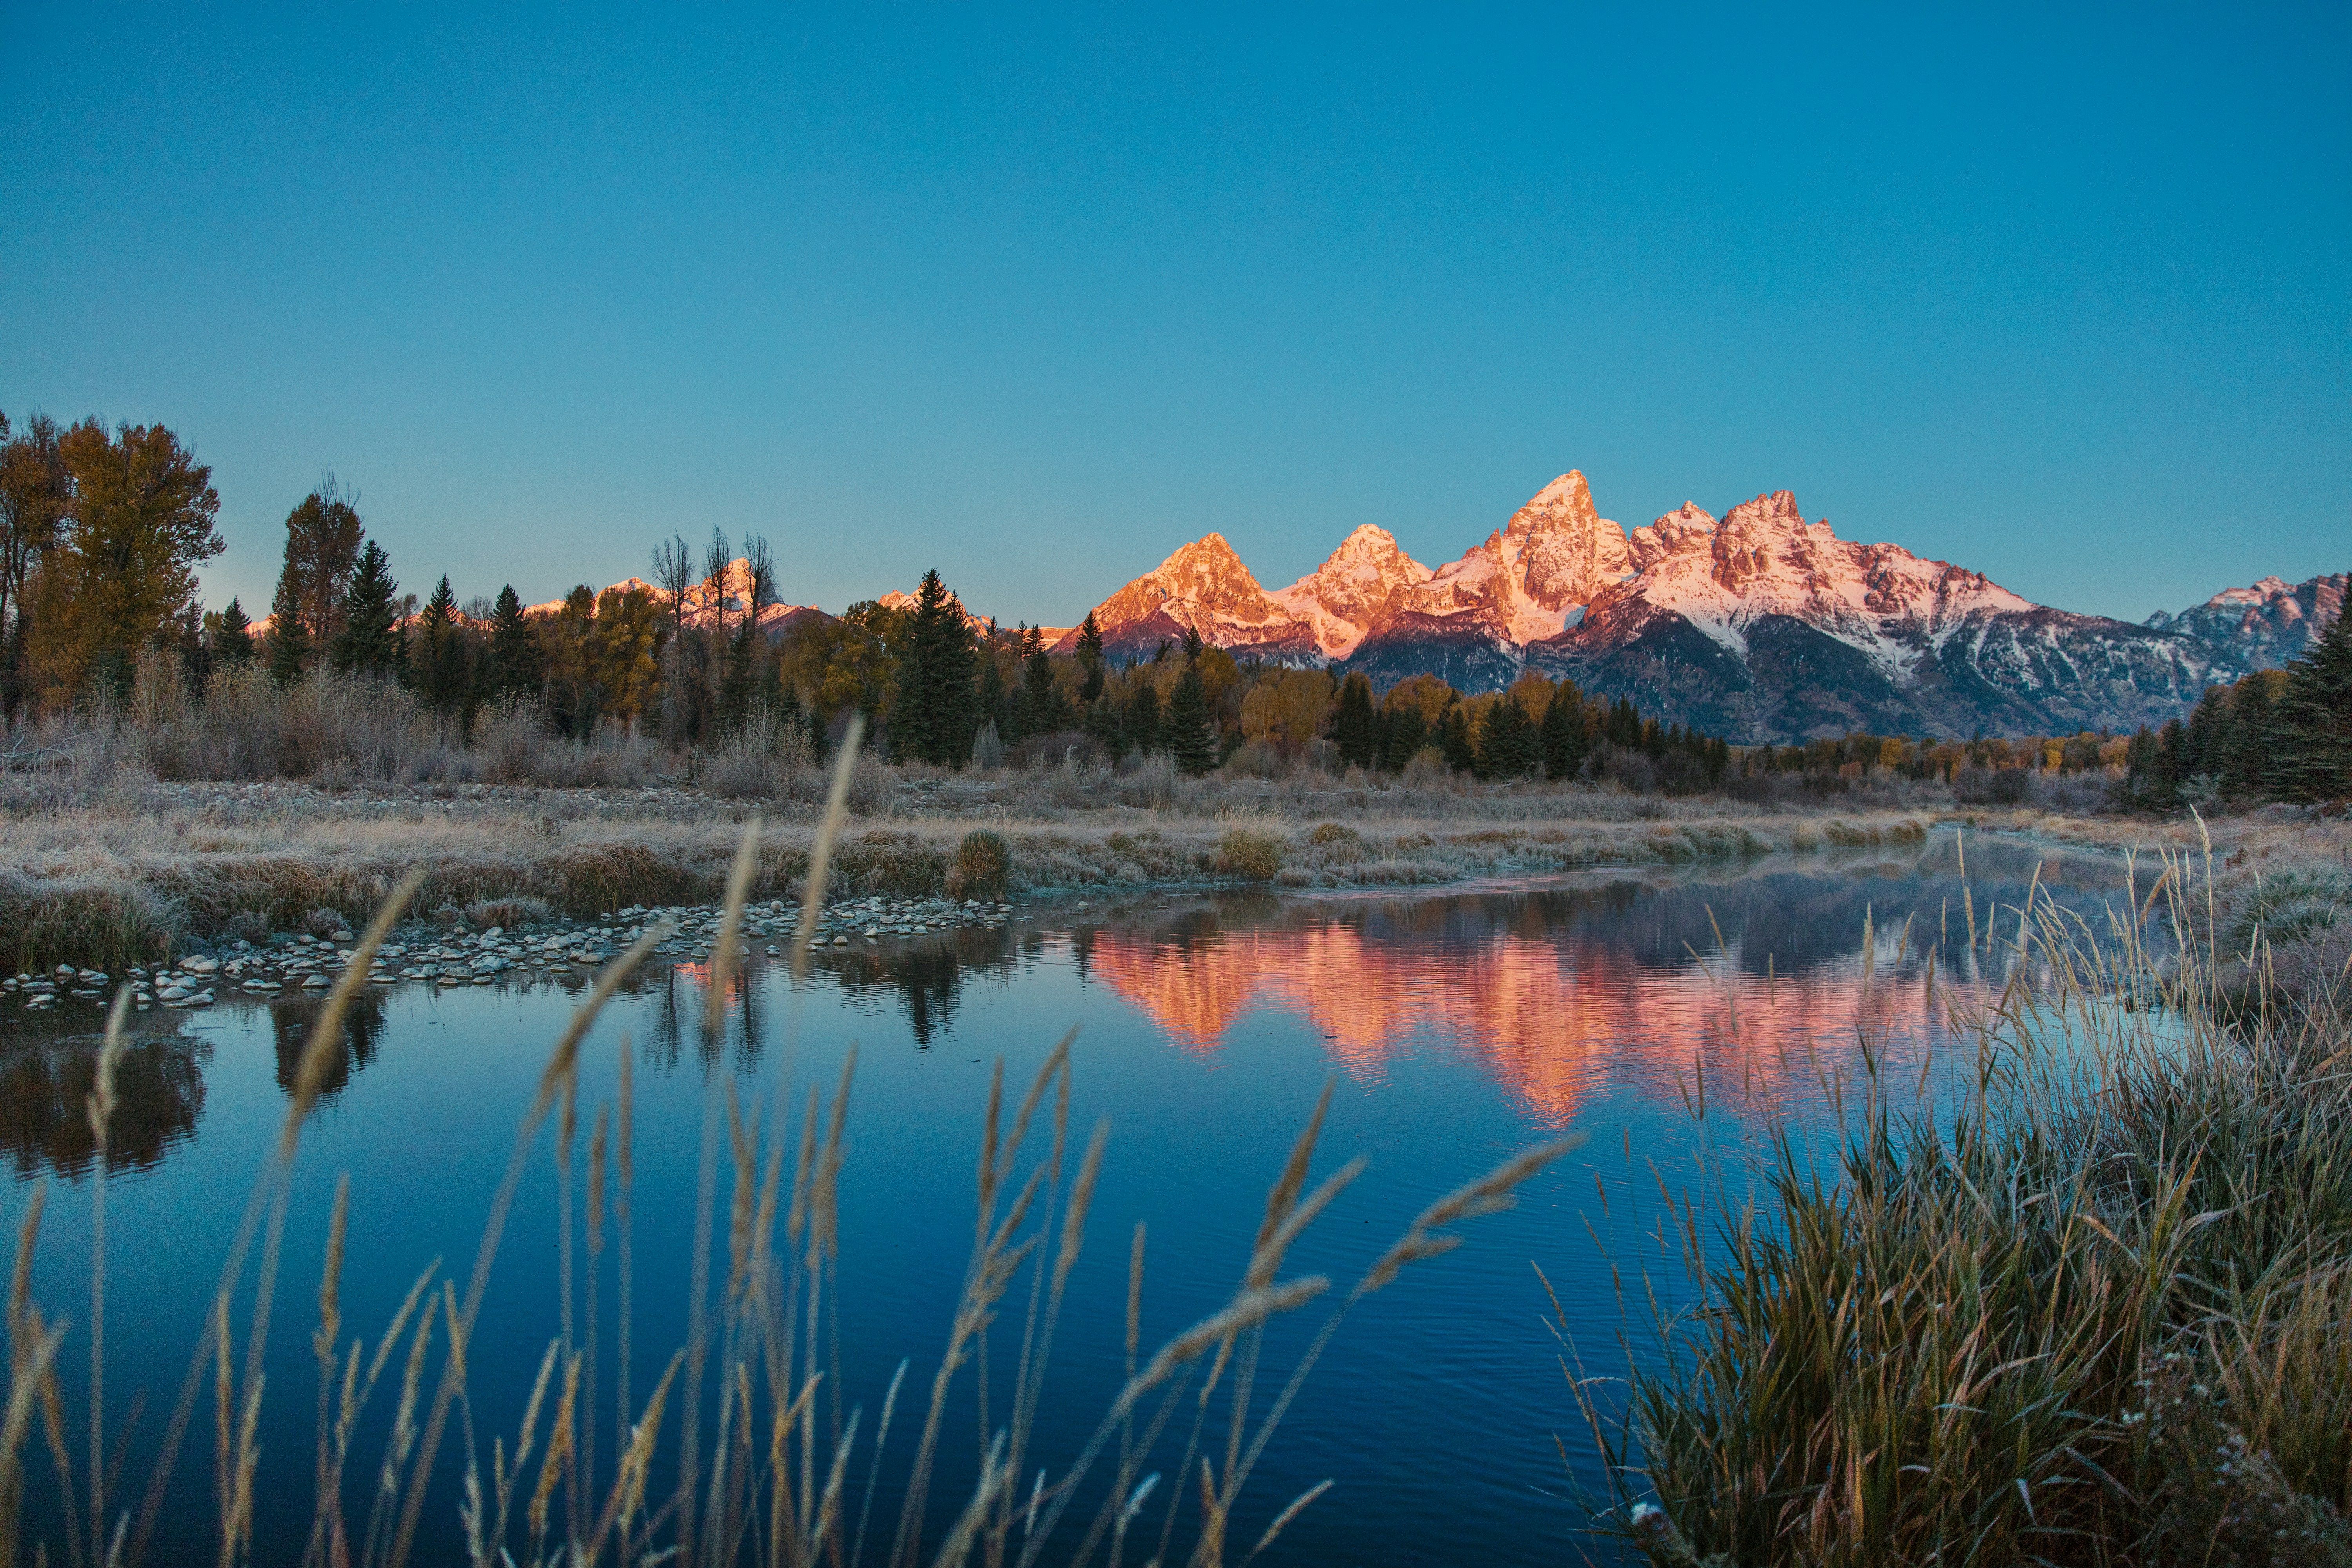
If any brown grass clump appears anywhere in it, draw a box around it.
[0,869,177,972]
[1216,824,1285,883]
[944,829,1010,899]
[466,895,555,929]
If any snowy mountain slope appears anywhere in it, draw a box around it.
[1265,525,1432,659]
[1529,490,2230,738]
[2146,572,2346,672]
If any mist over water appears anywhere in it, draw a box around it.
[0,835,2125,1565]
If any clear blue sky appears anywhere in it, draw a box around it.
[5,4,2346,625]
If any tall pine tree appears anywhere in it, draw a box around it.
[1477,695,1541,779]
[1125,680,1160,753]
[2276,605,2352,801]
[1437,703,1477,772]
[1076,611,1105,702]
[214,598,255,666]
[1020,643,1067,735]
[2183,686,2229,778]
[1541,685,1587,780]
[416,575,465,713]
[333,542,403,679]
[268,577,309,686]
[2223,674,2277,797]
[488,584,540,697]
[1163,661,1216,774]
[892,569,977,766]
[1379,702,1427,772]
[718,618,757,734]
[1331,673,1378,769]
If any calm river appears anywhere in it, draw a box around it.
[0,833,2127,1566]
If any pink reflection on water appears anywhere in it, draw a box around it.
[1091,907,1971,1129]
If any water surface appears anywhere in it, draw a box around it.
[0,832,2128,1566]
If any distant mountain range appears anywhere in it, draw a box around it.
[1042,472,2342,741]
[514,472,2337,743]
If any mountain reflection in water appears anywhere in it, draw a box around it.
[779,839,2118,1127]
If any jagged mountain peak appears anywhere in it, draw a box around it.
[1512,470,1599,526]
[1628,503,1719,571]
[1267,524,1434,659]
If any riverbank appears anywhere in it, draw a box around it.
[6,768,2341,976]
[0,773,1957,971]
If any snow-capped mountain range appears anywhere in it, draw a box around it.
[1048,470,2340,740]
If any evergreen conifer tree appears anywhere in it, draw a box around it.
[1331,673,1377,769]
[1541,685,1587,780]
[488,584,540,697]
[1437,703,1477,772]
[1164,662,1216,774]
[2183,686,2229,778]
[416,575,466,713]
[1181,622,1204,662]
[1126,680,1161,753]
[2275,605,2352,801]
[2153,717,2187,803]
[804,703,831,765]
[1077,611,1105,703]
[2223,674,2277,797]
[893,569,977,766]
[718,618,756,734]
[214,598,255,666]
[1379,703,1427,772]
[1021,645,1066,735]
[333,542,403,679]
[1477,695,1541,779]
[1083,695,1122,751]
[268,579,309,687]
[976,641,1007,740]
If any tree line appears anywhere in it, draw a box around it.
[876,568,1733,785]
[2118,603,2352,807]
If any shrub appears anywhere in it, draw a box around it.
[473,694,550,783]
[466,895,554,929]
[1221,738,1285,780]
[1216,824,1285,882]
[946,829,1012,898]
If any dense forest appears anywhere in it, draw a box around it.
[3,410,2345,803]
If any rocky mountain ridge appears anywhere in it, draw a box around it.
[1054,471,2334,740]
[2145,572,2347,672]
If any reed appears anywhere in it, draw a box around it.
[1595,840,2352,1566]
[0,722,1568,1568]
